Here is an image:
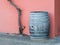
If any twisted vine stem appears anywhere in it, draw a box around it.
[8,0,25,34]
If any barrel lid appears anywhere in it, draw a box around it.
[30,11,48,13]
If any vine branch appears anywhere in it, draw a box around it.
[8,0,25,34]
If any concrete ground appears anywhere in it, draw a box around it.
[0,33,59,45]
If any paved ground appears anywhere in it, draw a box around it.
[0,33,59,45]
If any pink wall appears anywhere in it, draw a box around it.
[0,0,55,38]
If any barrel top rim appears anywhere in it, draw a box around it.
[30,11,48,13]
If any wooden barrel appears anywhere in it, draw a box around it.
[29,11,50,39]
